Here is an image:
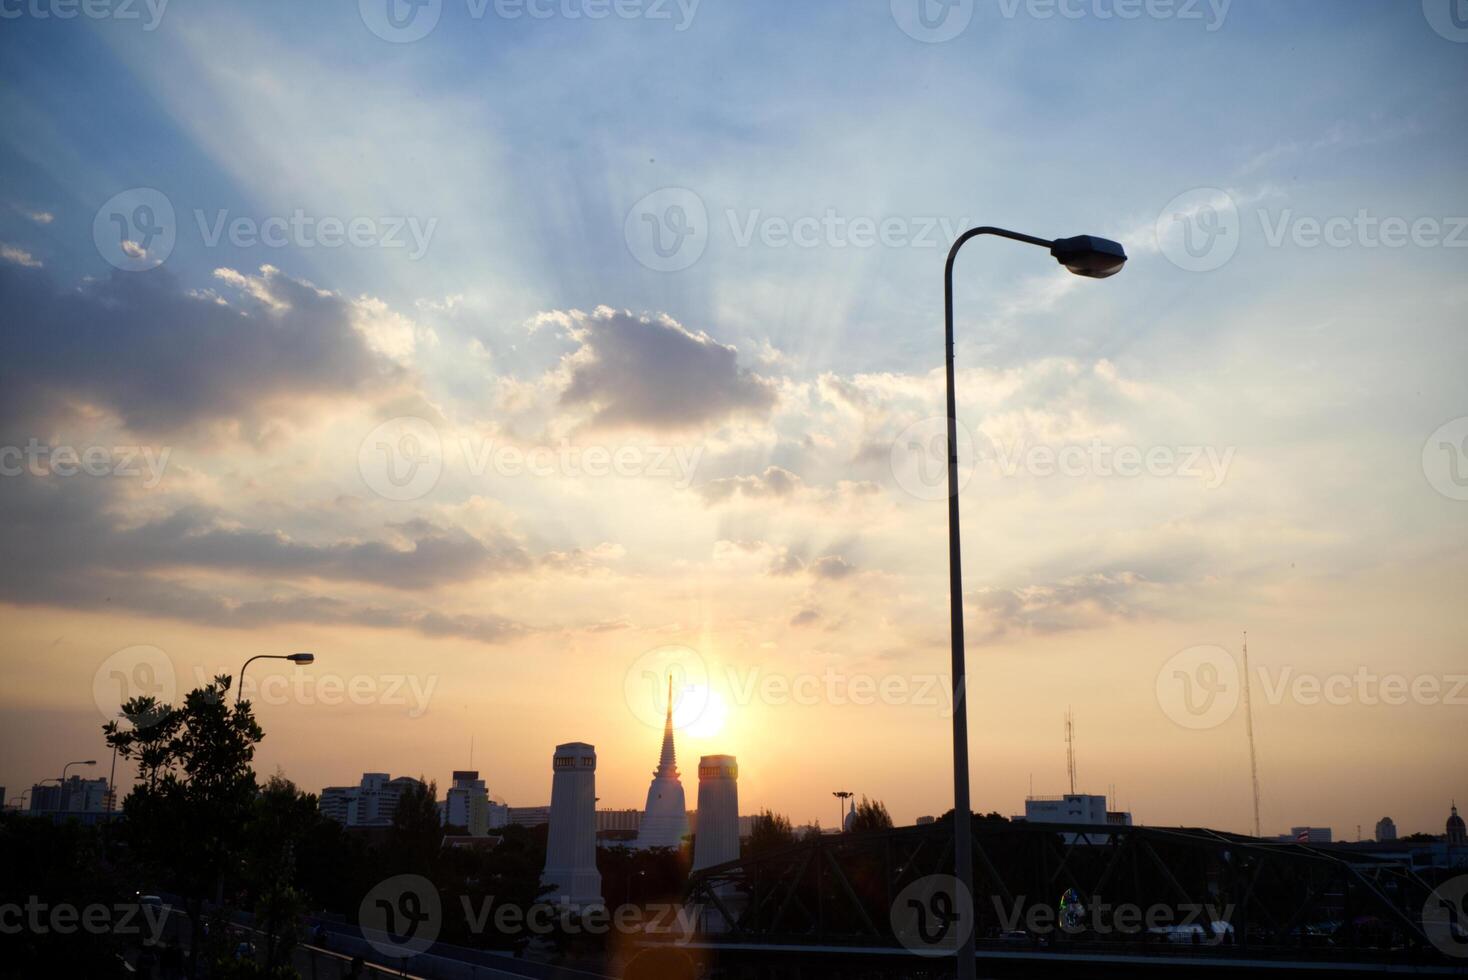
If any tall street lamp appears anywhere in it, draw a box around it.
[943,229,1125,980]
[236,652,316,705]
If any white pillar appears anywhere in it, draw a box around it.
[692,755,739,872]
[541,742,603,908]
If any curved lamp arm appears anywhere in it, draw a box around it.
[236,652,316,704]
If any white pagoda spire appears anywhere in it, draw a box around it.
[634,676,688,849]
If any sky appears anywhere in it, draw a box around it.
[0,0,1465,839]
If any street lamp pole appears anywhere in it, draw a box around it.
[235,652,316,705]
[943,228,1126,980]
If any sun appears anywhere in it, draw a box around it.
[674,683,730,739]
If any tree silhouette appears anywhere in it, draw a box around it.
[104,675,263,978]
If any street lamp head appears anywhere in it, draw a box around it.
[1050,235,1127,279]
[79,760,97,766]
[286,652,315,665]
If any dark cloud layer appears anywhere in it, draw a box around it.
[560,309,774,430]
[0,476,529,643]
[0,263,399,436]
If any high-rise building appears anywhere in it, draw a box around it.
[692,756,739,872]
[541,743,602,908]
[1375,816,1397,842]
[634,679,688,850]
[445,770,492,836]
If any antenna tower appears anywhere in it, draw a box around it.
[1065,709,1077,796]
[1242,631,1262,837]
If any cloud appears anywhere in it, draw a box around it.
[789,607,820,627]
[809,555,856,580]
[0,263,404,438]
[697,465,879,508]
[697,465,802,504]
[1,244,41,268]
[967,571,1153,643]
[555,307,775,431]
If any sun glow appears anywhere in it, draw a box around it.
[674,683,730,739]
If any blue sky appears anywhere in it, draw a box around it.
[0,1,1465,834]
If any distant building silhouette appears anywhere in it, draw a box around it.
[1374,816,1397,842]
[1278,826,1332,844]
[29,776,107,814]
[508,805,552,827]
[317,773,424,827]
[1448,803,1466,846]
[1022,794,1132,827]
